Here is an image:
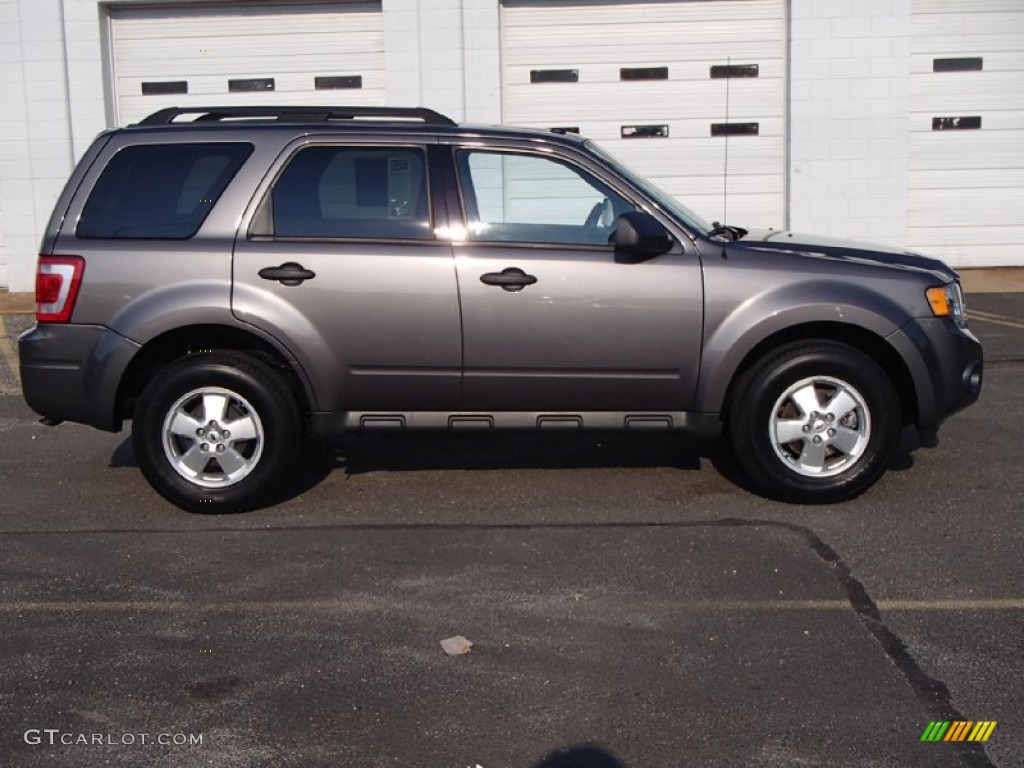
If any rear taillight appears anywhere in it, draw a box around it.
[36,255,85,323]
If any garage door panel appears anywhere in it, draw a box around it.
[910,167,1024,190]
[907,225,1024,247]
[110,3,385,125]
[116,52,384,81]
[909,188,1024,227]
[912,32,1023,56]
[501,0,784,229]
[911,51,1024,74]
[909,1,1024,266]
[120,71,389,95]
[905,243,1023,268]
[504,41,782,66]
[503,0,781,26]
[115,37,383,72]
[567,118,783,144]
[911,71,1024,111]
[503,56,782,77]
[915,0,1023,12]
[909,132,1024,170]
[505,94,782,123]
[911,111,1024,133]
[912,10,1024,38]
[112,4,383,36]
[611,139,783,173]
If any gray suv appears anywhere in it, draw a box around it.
[19,106,983,511]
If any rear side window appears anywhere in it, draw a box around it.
[251,145,430,240]
[77,143,252,239]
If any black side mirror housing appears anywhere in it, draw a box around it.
[613,211,673,259]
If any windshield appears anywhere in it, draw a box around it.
[585,140,714,234]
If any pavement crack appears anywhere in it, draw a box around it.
[712,517,999,768]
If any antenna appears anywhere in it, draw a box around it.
[723,56,730,224]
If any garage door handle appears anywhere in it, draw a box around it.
[258,262,316,286]
[480,267,537,292]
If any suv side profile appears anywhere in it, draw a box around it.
[20,106,983,511]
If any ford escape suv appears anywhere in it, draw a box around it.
[20,105,983,511]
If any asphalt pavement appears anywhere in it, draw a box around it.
[1,292,1022,767]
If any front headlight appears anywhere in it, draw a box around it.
[926,282,968,329]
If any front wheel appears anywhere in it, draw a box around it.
[729,342,902,503]
[133,352,301,512]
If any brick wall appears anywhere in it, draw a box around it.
[788,0,912,245]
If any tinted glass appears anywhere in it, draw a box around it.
[267,146,430,240]
[77,143,252,239]
[455,150,633,246]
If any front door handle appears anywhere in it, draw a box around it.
[480,267,537,292]
[258,262,316,287]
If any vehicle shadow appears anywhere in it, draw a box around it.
[330,431,705,474]
[708,424,920,498]
[532,744,628,768]
[108,437,341,510]
[108,424,920,510]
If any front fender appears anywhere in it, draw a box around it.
[695,280,911,414]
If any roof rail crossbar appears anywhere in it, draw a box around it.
[136,106,457,126]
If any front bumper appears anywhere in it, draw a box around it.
[19,324,140,432]
[888,317,983,432]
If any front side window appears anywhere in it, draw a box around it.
[455,149,634,246]
[77,143,252,239]
[254,146,430,240]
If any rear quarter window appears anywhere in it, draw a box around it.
[76,143,253,239]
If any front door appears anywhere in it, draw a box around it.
[449,145,703,413]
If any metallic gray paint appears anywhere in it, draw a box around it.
[19,324,139,430]
[20,115,983,448]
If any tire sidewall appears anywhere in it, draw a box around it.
[732,344,901,503]
[133,354,299,512]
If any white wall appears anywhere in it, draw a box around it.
[1,0,74,292]
[0,0,1019,292]
[383,0,501,123]
[788,0,912,245]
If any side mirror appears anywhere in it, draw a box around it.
[612,211,673,259]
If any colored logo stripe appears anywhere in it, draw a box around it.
[920,721,996,742]
[921,722,950,741]
[945,721,972,741]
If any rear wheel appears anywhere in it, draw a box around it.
[133,352,301,512]
[729,341,902,503]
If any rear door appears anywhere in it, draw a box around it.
[447,142,704,413]
[232,138,461,414]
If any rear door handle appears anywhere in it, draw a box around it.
[480,267,537,292]
[258,262,316,286]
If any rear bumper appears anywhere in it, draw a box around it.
[888,317,983,432]
[19,324,140,432]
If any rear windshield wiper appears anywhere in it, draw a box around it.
[706,221,748,241]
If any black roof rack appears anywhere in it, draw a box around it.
[135,106,457,127]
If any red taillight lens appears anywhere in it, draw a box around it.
[36,255,85,323]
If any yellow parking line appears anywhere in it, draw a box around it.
[0,332,21,392]
[970,309,1024,331]
[1,597,1021,613]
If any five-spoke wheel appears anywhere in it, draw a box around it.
[730,342,901,503]
[133,353,301,512]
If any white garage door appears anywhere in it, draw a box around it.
[910,0,1024,267]
[109,2,385,126]
[501,0,785,229]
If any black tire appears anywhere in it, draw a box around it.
[132,352,301,513]
[729,341,902,504]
